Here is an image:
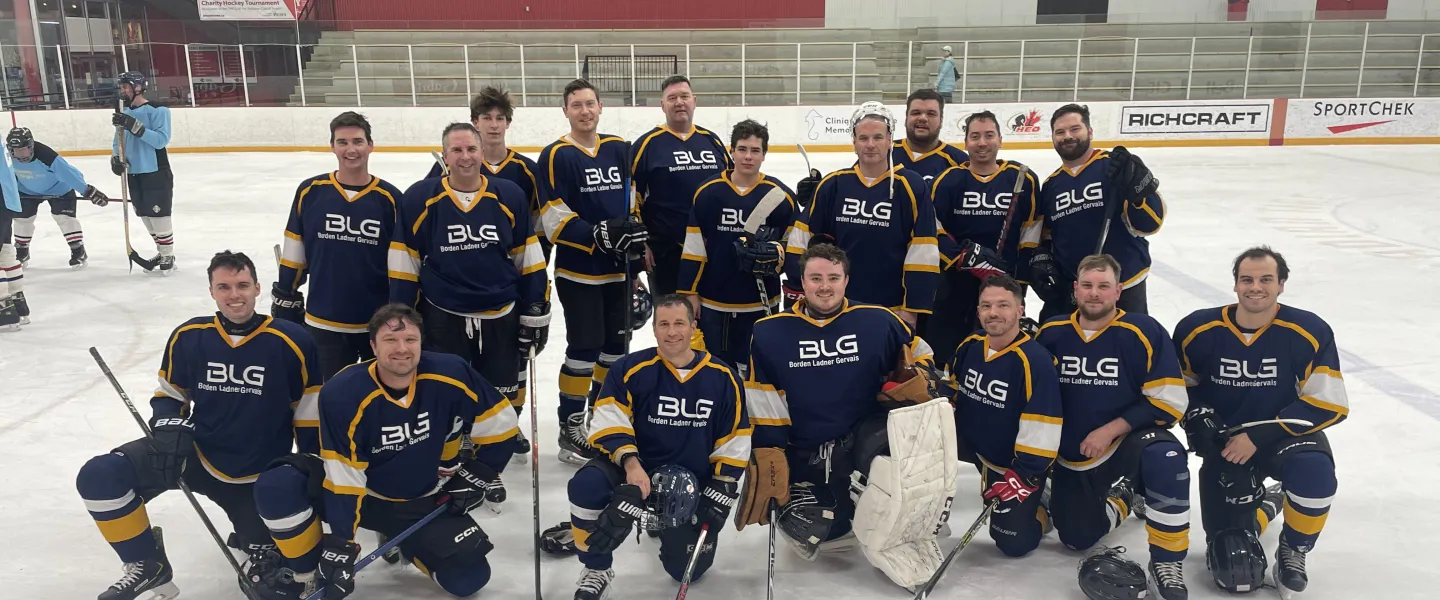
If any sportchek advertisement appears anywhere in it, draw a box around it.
[1119,103,1271,135]
[1284,99,1440,139]
[198,0,300,20]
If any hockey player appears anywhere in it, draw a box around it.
[1033,104,1164,321]
[929,110,1041,368]
[273,111,403,382]
[542,295,750,599]
[391,122,548,461]
[6,126,109,269]
[678,119,796,374]
[740,243,956,591]
[0,154,22,329]
[1174,246,1345,597]
[75,251,320,600]
[891,88,968,182]
[111,71,176,274]
[251,303,519,599]
[784,102,938,327]
[1035,254,1191,600]
[538,79,646,466]
[947,274,1061,557]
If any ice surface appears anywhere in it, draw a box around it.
[3,146,1439,599]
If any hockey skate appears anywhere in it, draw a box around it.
[484,474,507,514]
[0,294,21,330]
[99,527,179,600]
[14,243,29,267]
[142,254,176,276]
[70,243,88,269]
[557,412,599,466]
[248,563,319,600]
[1274,535,1308,598]
[540,521,579,555]
[1108,475,1142,520]
[573,567,614,600]
[1149,559,1188,600]
[511,428,531,465]
[375,532,402,564]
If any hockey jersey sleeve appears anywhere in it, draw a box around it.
[1251,322,1350,446]
[538,145,602,253]
[151,324,192,418]
[929,167,964,269]
[1118,157,1164,237]
[745,345,790,449]
[386,185,425,307]
[784,174,837,287]
[136,105,172,150]
[463,364,521,474]
[48,153,91,194]
[291,333,323,455]
[628,137,651,206]
[276,180,314,294]
[509,195,549,308]
[1118,321,1189,430]
[677,189,709,295]
[708,367,752,482]
[319,387,368,543]
[587,356,639,463]
[899,174,940,314]
[1013,169,1043,284]
[1011,346,1063,479]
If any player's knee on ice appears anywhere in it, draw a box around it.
[658,525,716,583]
[432,560,492,597]
[1280,451,1336,495]
[568,463,618,514]
[1138,441,1190,509]
[76,452,137,500]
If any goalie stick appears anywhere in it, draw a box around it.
[911,499,998,599]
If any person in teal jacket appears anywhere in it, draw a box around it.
[935,45,958,103]
[111,71,176,274]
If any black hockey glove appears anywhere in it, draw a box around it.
[1019,316,1040,337]
[82,185,110,207]
[734,234,785,276]
[697,479,739,532]
[584,483,646,554]
[319,535,360,600]
[270,284,305,324]
[1028,250,1063,303]
[1183,405,1229,459]
[110,155,125,176]
[593,216,648,259]
[794,169,822,211]
[113,111,146,136]
[147,415,195,488]
[1106,146,1158,207]
[954,238,1009,281]
[440,460,500,515]
[518,301,551,356]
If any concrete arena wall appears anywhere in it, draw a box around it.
[8,97,1439,157]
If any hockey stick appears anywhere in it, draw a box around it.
[910,499,998,600]
[674,523,711,600]
[744,186,789,317]
[994,163,1029,261]
[1220,418,1314,437]
[431,150,449,176]
[302,502,449,600]
[527,346,543,600]
[796,144,812,173]
[88,347,254,594]
[766,499,779,600]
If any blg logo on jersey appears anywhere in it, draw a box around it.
[319,214,383,246]
[838,198,892,226]
[671,150,719,172]
[1054,182,1103,217]
[791,334,862,368]
[584,166,622,186]
[720,207,746,226]
[961,368,1009,408]
[199,363,266,394]
[375,412,432,453]
[1057,356,1121,387]
[1212,358,1279,388]
[649,395,714,428]
[960,191,1012,213]
[442,224,500,251]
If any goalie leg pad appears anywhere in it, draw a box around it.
[852,399,960,589]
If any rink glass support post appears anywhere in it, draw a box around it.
[1128,37,1138,101]
[1416,34,1428,97]
[1018,39,1026,101]
[519,44,527,107]
[960,40,969,103]
[240,43,250,107]
[1301,22,1312,97]
[57,45,70,109]
[1185,37,1196,100]
[686,43,692,79]
[850,42,857,104]
[408,44,417,107]
[1357,21,1370,97]
[1073,39,1082,101]
[1242,35,1253,99]
[629,44,637,107]
[906,40,913,94]
[574,44,580,79]
[352,44,362,107]
[742,43,748,106]
[120,43,129,72]
[796,43,802,105]
[464,44,472,102]
[184,43,197,107]
[296,43,307,106]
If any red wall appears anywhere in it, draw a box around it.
[328,0,826,30]
[1315,0,1388,20]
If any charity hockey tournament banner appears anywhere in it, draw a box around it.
[198,0,301,21]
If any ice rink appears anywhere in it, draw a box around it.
[3,145,1439,599]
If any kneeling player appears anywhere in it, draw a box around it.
[75,251,320,600]
[1175,246,1346,597]
[543,295,749,599]
[251,304,519,599]
[739,243,957,591]
[948,274,1061,557]
[1036,254,1191,600]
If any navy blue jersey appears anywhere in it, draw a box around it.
[318,352,518,542]
[891,139,968,182]
[931,160,1041,279]
[537,135,633,285]
[747,300,932,449]
[425,150,542,238]
[1174,304,1348,446]
[1039,149,1164,286]
[631,125,733,244]
[153,315,320,482]
[111,102,171,174]
[785,166,939,313]
[277,173,402,333]
[389,175,547,316]
[678,171,796,312]
[587,349,751,481]
[948,332,1063,479]
[11,142,90,196]
[1036,311,1188,470]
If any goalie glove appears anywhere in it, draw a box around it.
[734,234,785,276]
[518,301,551,355]
[954,238,1009,281]
[82,185,110,207]
[270,284,305,324]
[593,216,648,259]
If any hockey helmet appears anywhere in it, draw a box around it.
[117,71,148,97]
[1077,546,1148,600]
[631,281,653,331]
[850,101,896,136]
[6,127,35,162]
[1206,528,1268,593]
[648,464,700,530]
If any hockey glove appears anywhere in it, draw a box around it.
[113,111,145,137]
[736,447,790,530]
[1019,316,1040,337]
[518,301,551,355]
[270,284,305,324]
[82,185,110,207]
[734,235,785,276]
[1028,250,1064,303]
[440,460,501,515]
[955,238,1009,281]
[1183,405,1229,459]
[319,535,360,600]
[593,216,648,259]
[147,415,195,488]
[1106,146,1159,207]
[794,169,822,211]
[583,483,647,554]
[697,479,739,532]
[110,155,125,176]
[983,469,1041,511]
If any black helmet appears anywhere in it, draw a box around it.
[630,281,652,331]
[647,464,699,530]
[1078,546,1148,600]
[117,71,148,94]
[1206,528,1268,593]
[6,127,33,150]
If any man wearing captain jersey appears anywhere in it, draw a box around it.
[631,75,733,296]
[1174,246,1346,597]
[1032,104,1165,321]
[274,111,403,381]
[1036,254,1191,600]
[75,251,321,600]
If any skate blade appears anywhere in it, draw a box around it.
[1271,564,1301,599]
[511,451,529,466]
[487,501,504,515]
[556,451,590,467]
[71,262,87,271]
[382,547,402,565]
[147,580,181,600]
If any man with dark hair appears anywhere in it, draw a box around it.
[111,71,176,274]
[1033,103,1166,321]
[6,126,109,269]
[1173,246,1345,597]
[273,111,404,384]
[391,122,548,464]
[928,110,1041,368]
[250,301,519,599]
[539,79,644,466]
[631,75,732,296]
[75,250,321,600]
[678,119,796,376]
[894,88,967,182]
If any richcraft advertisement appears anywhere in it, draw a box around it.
[1285,99,1440,140]
[1119,103,1271,135]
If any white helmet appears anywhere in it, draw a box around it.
[850,101,896,136]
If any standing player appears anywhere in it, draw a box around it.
[538,79,646,465]
[74,251,320,600]
[1033,104,1164,321]
[390,122,548,461]
[784,102,938,327]
[740,244,955,590]
[545,295,749,599]
[273,111,403,381]
[1035,254,1190,600]
[947,274,1061,557]
[678,119,796,375]
[929,111,1041,367]
[1174,246,1345,597]
[631,75,732,296]
[891,88,967,183]
[250,304,518,599]
[111,71,176,274]
[0,154,22,328]
[6,127,109,268]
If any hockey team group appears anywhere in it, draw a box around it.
[0,71,1349,600]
